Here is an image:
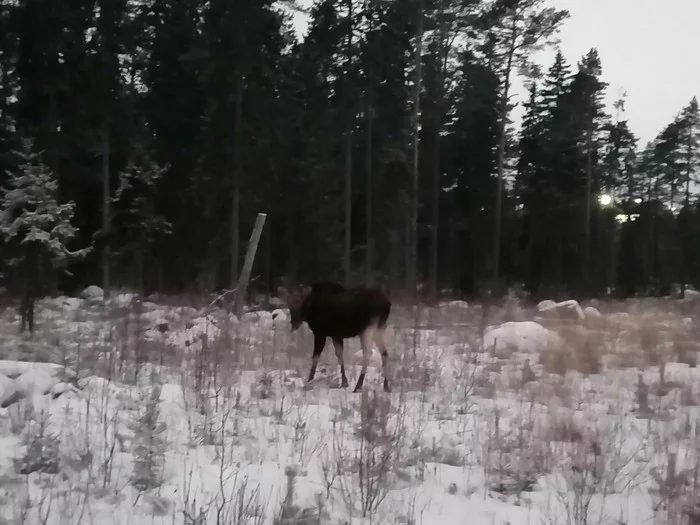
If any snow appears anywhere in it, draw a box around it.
[0,293,697,524]
[537,299,585,320]
[583,305,602,318]
[483,320,563,354]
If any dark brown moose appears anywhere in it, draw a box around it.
[279,281,392,393]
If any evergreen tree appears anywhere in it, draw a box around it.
[479,0,570,289]
[0,138,89,333]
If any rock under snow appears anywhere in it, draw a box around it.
[0,361,64,408]
[681,289,700,301]
[62,297,83,310]
[110,292,138,308]
[80,285,104,301]
[536,300,557,311]
[271,308,289,324]
[583,306,602,319]
[241,309,275,328]
[13,368,57,396]
[536,299,585,321]
[0,373,16,407]
[442,300,469,309]
[483,321,563,354]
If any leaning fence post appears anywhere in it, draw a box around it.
[234,213,267,317]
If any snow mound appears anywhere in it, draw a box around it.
[0,360,67,407]
[241,310,273,326]
[80,285,104,301]
[241,309,288,329]
[583,306,602,319]
[536,299,557,311]
[442,300,469,309]
[110,292,139,308]
[537,299,585,320]
[483,321,563,354]
[41,295,83,311]
[271,308,289,323]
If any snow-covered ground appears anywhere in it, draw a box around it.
[0,291,699,524]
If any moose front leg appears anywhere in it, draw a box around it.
[307,333,327,384]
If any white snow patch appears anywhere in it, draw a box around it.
[111,292,139,308]
[0,290,695,525]
[12,367,58,396]
[483,321,563,354]
[0,360,63,378]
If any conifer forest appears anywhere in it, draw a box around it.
[1,0,699,302]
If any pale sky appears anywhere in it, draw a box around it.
[528,0,700,146]
[288,0,700,146]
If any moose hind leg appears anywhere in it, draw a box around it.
[307,334,326,384]
[353,325,375,393]
[332,338,349,388]
[374,327,391,393]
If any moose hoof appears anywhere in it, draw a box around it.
[340,379,349,388]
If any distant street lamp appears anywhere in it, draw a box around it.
[598,194,613,206]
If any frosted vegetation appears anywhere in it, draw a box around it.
[0,287,699,524]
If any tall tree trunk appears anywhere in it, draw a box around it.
[344,131,352,286]
[408,0,423,296]
[430,2,447,301]
[492,35,515,291]
[343,0,353,286]
[102,121,111,298]
[230,73,243,290]
[365,99,374,287]
[430,122,440,300]
[135,236,145,296]
[584,122,593,292]
[681,129,693,298]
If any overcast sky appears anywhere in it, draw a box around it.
[288,0,699,145]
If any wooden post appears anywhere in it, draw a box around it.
[234,213,267,317]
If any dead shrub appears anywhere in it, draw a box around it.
[542,410,584,444]
[540,323,605,376]
[335,390,406,519]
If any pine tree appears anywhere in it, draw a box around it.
[568,49,609,290]
[130,381,167,492]
[480,0,570,289]
[111,144,172,294]
[0,138,89,333]
[674,97,700,296]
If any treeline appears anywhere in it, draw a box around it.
[0,0,698,302]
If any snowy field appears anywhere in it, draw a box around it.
[0,288,699,525]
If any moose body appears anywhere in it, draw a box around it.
[281,281,392,393]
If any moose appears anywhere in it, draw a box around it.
[279,281,392,393]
